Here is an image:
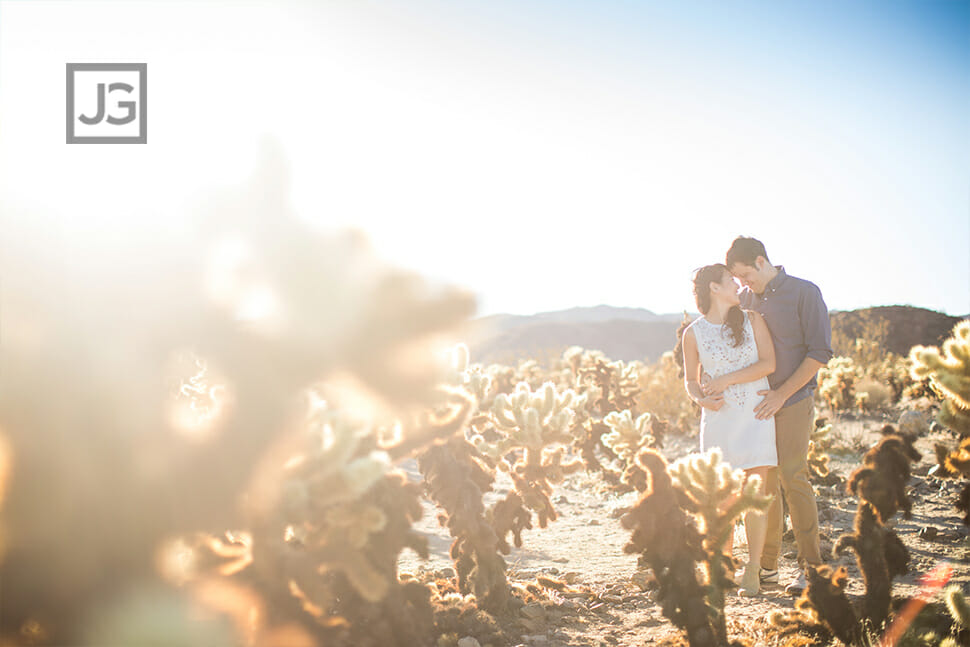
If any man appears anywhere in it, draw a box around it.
[725,236,833,595]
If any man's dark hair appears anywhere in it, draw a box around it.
[725,236,771,268]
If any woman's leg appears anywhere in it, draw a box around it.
[744,467,770,569]
[739,466,771,595]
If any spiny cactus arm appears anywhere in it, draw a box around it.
[832,534,858,557]
[386,386,475,461]
[719,477,772,523]
[801,565,860,646]
[945,585,970,628]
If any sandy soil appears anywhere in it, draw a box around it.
[398,416,970,646]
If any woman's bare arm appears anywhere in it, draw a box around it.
[682,327,725,410]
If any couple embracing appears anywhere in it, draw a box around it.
[681,236,834,597]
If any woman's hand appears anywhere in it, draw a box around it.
[702,375,731,396]
[697,393,726,411]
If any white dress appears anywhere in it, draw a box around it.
[686,312,777,470]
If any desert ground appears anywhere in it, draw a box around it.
[399,415,970,646]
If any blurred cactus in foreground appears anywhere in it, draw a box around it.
[622,448,768,647]
[0,142,476,646]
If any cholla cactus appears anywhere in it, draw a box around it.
[573,352,642,414]
[832,502,910,631]
[799,565,862,645]
[910,320,970,436]
[602,410,658,462]
[620,450,716,646]
[488,382,576,452]
[418,435,509,614]
[0,143,476,645]
[623,448,765,646]
[796,503,911,645]
[602,410,667,491]
[945,585,970,629]
[795,428,916,646]
[846,426,921,522]
[444,344,492,404]
[818,357,861,411]
[808,418,834,484]
[481,381,584,531]
[669,449,771,641]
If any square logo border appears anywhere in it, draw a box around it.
[66,63,147,144]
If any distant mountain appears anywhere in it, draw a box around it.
[465,304,965,367]
[830,306,965,356]
[466,305,692,365]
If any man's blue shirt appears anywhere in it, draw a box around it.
[739,267,833,408]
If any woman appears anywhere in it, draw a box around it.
[681,263,778,596]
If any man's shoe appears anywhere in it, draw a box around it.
[760,568,778,585]
[785,572,807,596]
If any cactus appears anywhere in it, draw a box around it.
[601,409,667,492]
[0,145,478,645]
[846,425,922,522]
[621,450,717,646]
[800,565,864,645]
[945,585,970,630]
[910,321,970,437]
[623,448,769,646]
[832,503,910,630]
[795,427,917,645]
[419,435,510,614]
[818,356,861,412]
[808,418,835,485]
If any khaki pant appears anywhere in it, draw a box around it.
[761,396,822,569]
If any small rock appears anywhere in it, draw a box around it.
[563,572,580,584]
[552,557,569,564]
[587,519,601,526]
[458,638,481,647]
[609,506,631,519]
[630,570,652,591]
[546,567,559,575]
[521,603,546,620]
[518,619,542,634]
[440,567,457,579]
[556,495,570,504]
[918,526,940,541]
[899,410,929,437]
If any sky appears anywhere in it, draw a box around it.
[1,0,968,318]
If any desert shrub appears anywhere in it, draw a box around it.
[637,350,698,434]
[856,378,893,413]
